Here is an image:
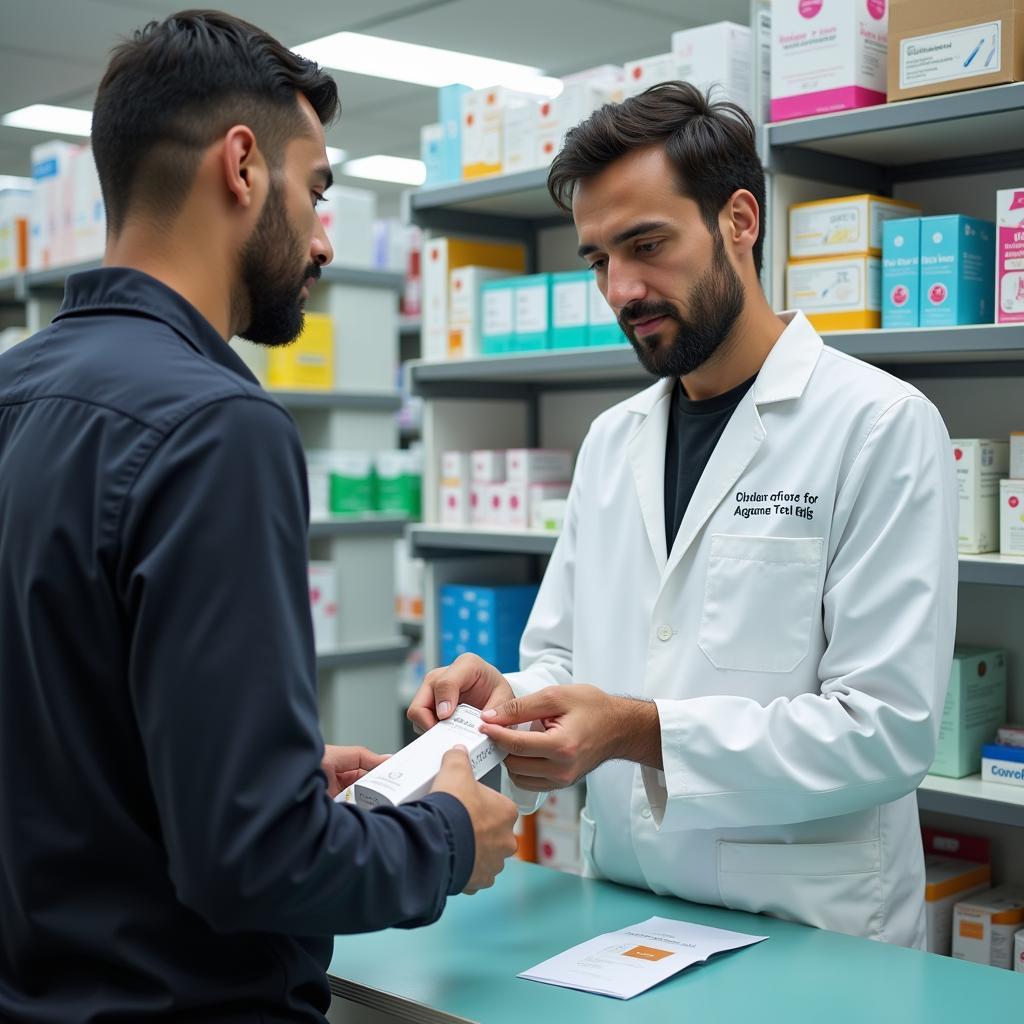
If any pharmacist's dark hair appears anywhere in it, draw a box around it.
[548,81,766,275]
[92,9,340,233]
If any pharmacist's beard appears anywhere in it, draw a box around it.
[621,233,745,379]
[236,181,312,347]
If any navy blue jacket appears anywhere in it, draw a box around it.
[0,268,473,1022]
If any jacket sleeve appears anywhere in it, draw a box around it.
[117,394,473,935]
[644,394,959,831]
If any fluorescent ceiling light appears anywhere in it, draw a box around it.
[296,32,563,97]
[342,155,426,186]
[2,104,92,137]
[325,146,347,166]
[0,175,33,191]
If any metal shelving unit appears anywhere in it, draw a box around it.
[315,638,411,672]
[917,775,1024,829]
[269,389,401,412]
[309,515,410,540]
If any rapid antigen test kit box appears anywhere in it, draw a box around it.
[953,887,1024,969]
[996,187,1024,324]
[786,255,881,331]
[672,22,753,113]
[351,705,506,809]
[930,647,1007,778]
[952,439,1010,553]
[919,215,995,327]
[882,218,921,327]
[771,1,889,122]
[789,195,920,261]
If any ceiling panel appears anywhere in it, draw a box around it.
[594,0,752,23]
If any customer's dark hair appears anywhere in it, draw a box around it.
[92,9,340,234]
[548,81,766,275]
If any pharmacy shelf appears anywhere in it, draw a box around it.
[411,527,1023,586]
[765,81,1024,186]
[316,637,411,671]
[397,617,424,639]
[0,260,403,300]
[268,389,401,411]
[410,167,566,241]
[917,774,1024,828]
[410,525,558,558]
[409,325,1024,398]
[309,515,410,540]
[957,554,1024,588]
[399,316,421,335]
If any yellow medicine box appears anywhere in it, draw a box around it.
[267,313,334,390]
[789,194,921,260]
[786,254,881,332]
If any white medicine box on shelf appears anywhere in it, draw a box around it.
[318,185,376,268]
[952,439,1009,554]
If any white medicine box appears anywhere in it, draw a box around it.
[1001,478,1024,557]
[308,562,338,652]
[672,21,752,113]
[952,439,1010,553]
[953,887,1024,970]
[1011,432,1024,479]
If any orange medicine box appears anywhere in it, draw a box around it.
[952,886,1024,968]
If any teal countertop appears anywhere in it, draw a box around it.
[329,860,1022,1023]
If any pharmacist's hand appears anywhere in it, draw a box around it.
[479,685,620,792]
[407,653,514,733]
[321,745,389,799]
[431,745,518,894]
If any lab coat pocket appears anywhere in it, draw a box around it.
[578,807,601,880]
[717,839,883,938]
[698,534,823,673]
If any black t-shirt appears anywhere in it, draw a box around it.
[664,372,759,551]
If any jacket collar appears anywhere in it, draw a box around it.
[54,266,260,385]
[623,310,822,416]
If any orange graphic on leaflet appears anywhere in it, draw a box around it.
[623,945,673,962]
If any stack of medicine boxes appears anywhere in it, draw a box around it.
[1002,433,1024,558]
[439,583,539,673]
[787,194,921,331]
[882,214,996,328]
[480,272,624,355]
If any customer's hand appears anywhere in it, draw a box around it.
[431,746,518,894]
[407,653,514,733]
[320,745,389,799]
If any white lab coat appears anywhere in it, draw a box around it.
[506,311,958,948]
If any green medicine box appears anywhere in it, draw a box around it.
[481,279,515,355]
[930,646,1007,779]
[374,451,422,519]
[509,273,551,352]
[550,271,591,349]
[327,452,376,516]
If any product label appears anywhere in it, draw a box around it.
[553,279,588,327]
[788,259,875,312]
[515,284,548,334]
[900,21,1001,90]
[998,196,1024,321]
[483,287,514,335]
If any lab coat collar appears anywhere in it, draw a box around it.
[624,310,822,417]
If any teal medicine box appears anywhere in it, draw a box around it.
[882,217,920,328]
[550,271,591,349]
[509,273,551,352]
[919,215,995,327]
[587,277,626,346]
[481,278,515,355]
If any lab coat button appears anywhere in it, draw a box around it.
[656,625,672,642]
[641,808,652,819]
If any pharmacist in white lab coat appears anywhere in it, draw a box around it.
[408,83,958,948]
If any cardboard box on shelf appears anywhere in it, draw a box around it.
[789,195,921,260]
[325,451,375,516]
[439,583,539,672]
[536,821,581,874]
[375,450,422,519]
[507,449,573,484]
[0,190,30,275]
[919,215,995,327]
[551,271,591,349]
[471,450,506,484]
[1011,432,1024,478]
[882,218,921,328]
[623,53,680,98]
[511,273,552,352]
[461,87,536,179]
[438,84,470,184]
[996,187,1024,325]
[448,266,515,359]
[930,646,1007,778]
[538,783,585,828]
[952,438,1009,553]
[317,185,375,269]
[420,123,445,187]
[504,481,571,530]
[786,255,881,331]
[588,277,626,346]
[481,278,516,355]
[771,0,888,122]
[29,140,76,270]
[423,237,526,361]
[953,886,1024,969]
[926,856,993,955]
[308,561,338,652]
[502,101,541,175]
[672,21,753,113]
[982,742,1024,785]
[266,312,334,390]
[1001,478,1024,556]
[440,481,471,526]
[888,0,1024,103]
[70,146,105,263]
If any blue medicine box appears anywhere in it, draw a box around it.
[881,217,920,328]
[509,274,552,352]
[919,215,995,327]
[481,279,515,355]
[438,84,470,183]
[440,584,540,673]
